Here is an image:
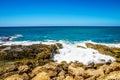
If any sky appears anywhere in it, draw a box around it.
[0,0,120,26]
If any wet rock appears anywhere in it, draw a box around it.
[56,43,63,49]
[86,43,120,61]
[32,72,50,80]
[55,49,60,54]
[77,45,86,49]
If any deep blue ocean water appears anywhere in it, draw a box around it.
[0,27,120,43]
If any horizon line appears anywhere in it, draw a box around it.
[0,26,120,28]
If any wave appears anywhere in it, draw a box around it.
[0,40,120,65]
[0,34,23,41]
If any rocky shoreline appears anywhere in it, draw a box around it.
[0,43,120,80]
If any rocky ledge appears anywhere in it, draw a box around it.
[0,43,120,80]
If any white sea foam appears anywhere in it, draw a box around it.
[53,41,115,65]
[0,40,119,65]
[0,34,23,41]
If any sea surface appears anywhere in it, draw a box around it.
[0,27,120,43]
[0,26,120,64]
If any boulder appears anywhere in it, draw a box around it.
[63,76,74,80]
[68,65,85,76]
[4,65,17,73]
[18,65,29,73]
[104,71,120,80]
[105,62,120,74]
[32,72,50,80]
[30,66,42,77]
[4,74,23,80]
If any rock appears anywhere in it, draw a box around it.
[18,65,29,73]
[30,66,42,77]
[4,74,23,80]
[43,62,58,70]
[63,76,74,80]
[58,70,65,76]
[77,45,86,49]
[56,43,63,49]
[86,43,120,61]
[56,76,65,80]
[32,72,50,80]
[47,70,57,77]
[74,76,84,80]
[55,49,60,54]
[105,62,120,74]
[4,65,17,73]
[68,65,85,76]
[86,68,105,78]
[20,73,29,80]
[104,71,120,80]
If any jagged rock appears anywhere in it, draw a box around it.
[4,74,23,80]
[20,73,29,80]
[104,71,120,80]
[105,62,120,74]
[56,43,63,49]
[30,66,42,77]
[55,49,60,54]
[18,65,29,73]
[43,62,58,70]
[58,70,65,76]
[4,65,17,73]
[32,72,50,80]
[68,65,85,76]
[86,43,120,61]
[86,68,105,78]
[74,76,84,80]
[56,76,65,80]
[63,76,74,80]
[77,45,86,49]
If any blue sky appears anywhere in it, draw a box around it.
[0,0,120,26]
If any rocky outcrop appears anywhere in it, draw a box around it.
[1,43,120,80]
[86,43,120,62]
[31,72,50,80]
[1,62,120,80]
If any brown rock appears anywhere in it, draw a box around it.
[20,73,29,80]
[30,66,42,77]
[32,72,50,80]
[74,76,84,80]
[4,74,23,80]
[4,65,17,73]
[63,76,74,80]
[104,71,120,80]
[18,65,29,73]
[77,45,86,49]
[68,65,85,76]
[105,62,120,74]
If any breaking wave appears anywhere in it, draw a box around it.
[0,40,120,65]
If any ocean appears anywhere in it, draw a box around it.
[0,27,120,43]
[0,26,120,64]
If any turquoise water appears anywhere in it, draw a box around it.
[0,27,120,43]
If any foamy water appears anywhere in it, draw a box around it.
[0,40,119,65]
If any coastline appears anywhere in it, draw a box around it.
[0,42,120,79]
